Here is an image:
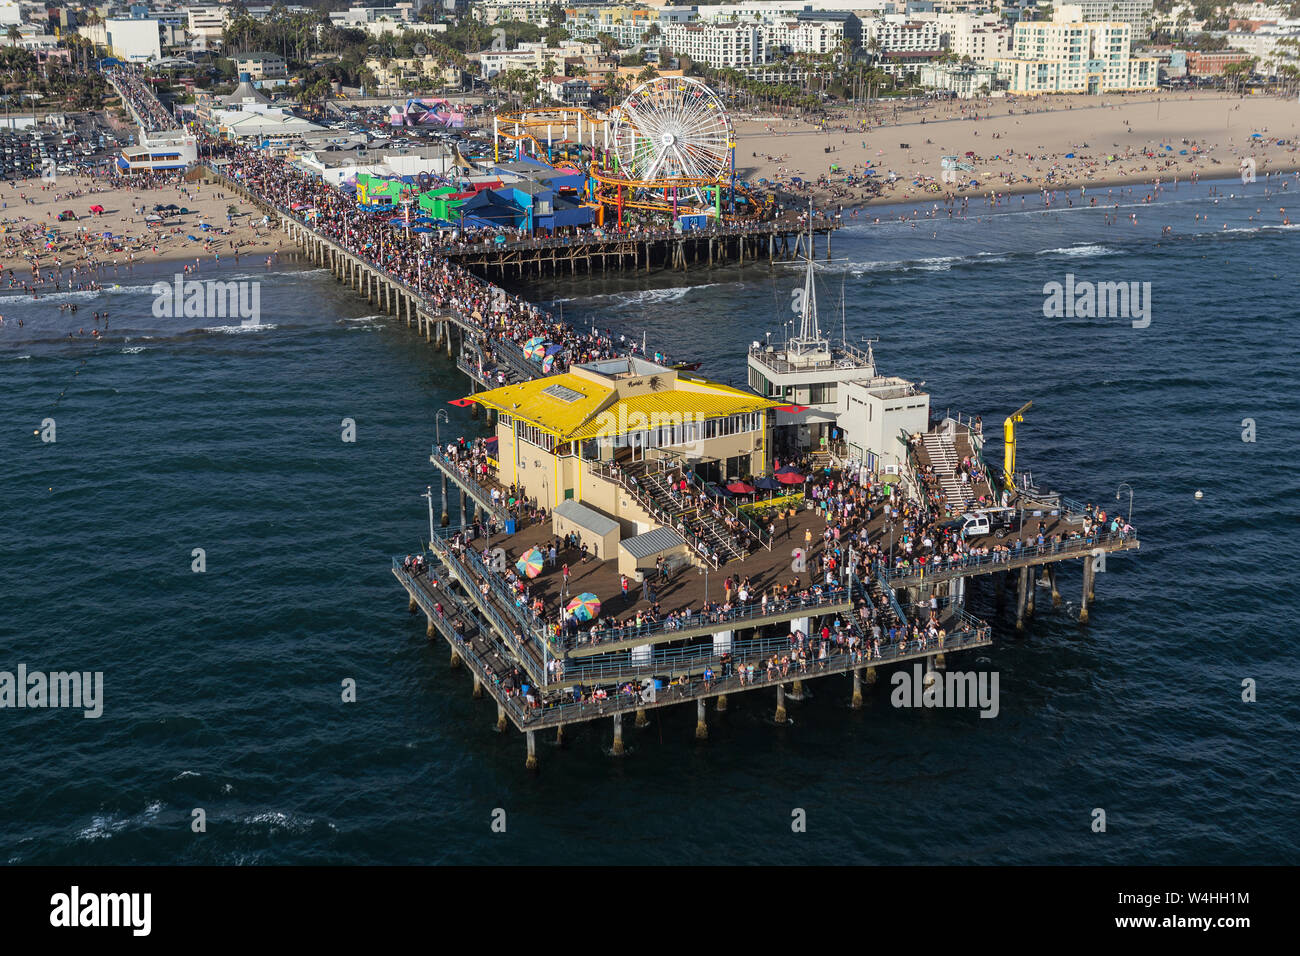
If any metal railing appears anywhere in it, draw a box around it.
[522,622,992,727]
[574,583,852,651]
[880,529,1139,584]
[429,448,513,524]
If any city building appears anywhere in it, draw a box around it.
[995,6,1158,94]
[235,52,288,82]
[662,21,763,68]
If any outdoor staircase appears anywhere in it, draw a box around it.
[920,432,974,510]
[633,466,748,567]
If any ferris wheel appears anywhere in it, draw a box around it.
[611,77,733,200]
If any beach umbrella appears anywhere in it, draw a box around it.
[775,464,803,476]
[525,340,549,361]
[566,593,601,622]
[726,480,756,495]
[516,547,544,579]
[777,470,806,485]
[753,475,782,491]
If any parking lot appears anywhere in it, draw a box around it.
[0,114,132,180]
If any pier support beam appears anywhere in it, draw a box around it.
[716,694,727,712]
[1050,565,1061,607]
[612,713,625,755]
[497,704,507,732]
[924,656,937,687]
[426,615,435,639]
[1016,566,1029,631]
[852,669,863,709]
[526,730,538,771]
[695,698,708,740]
[792,679,804,698]
[635,708,647,727]
[556,725,564,745]
[450,649,461,669]
[1025,568,1036,618]
[408,596,417,614]
[472,674,483,698]
[866,666,877,685]
[775,684,787,724]
[1080,559,1095,624]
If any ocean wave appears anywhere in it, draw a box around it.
[833,252,1009,275]
[202,323,278,334]
[555,282,729,307]
[1036,244,1116,258]
[121,346,146,354]
[244,810,333,835]
[172,770,201,780]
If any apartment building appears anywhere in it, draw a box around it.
[235,52,288,81]
[995,6,1158,94]
[662,21,763,67]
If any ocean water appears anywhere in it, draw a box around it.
[2,177,1298,865]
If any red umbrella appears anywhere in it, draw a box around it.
[726,480,755,494]
[777,471,806,485]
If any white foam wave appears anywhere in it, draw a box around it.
[244,810,322,834]
[172,770,201,780]
[202,323,278,334]
[1037,244,1115,258]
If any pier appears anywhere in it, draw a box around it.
[142,77,1136,767]
[439,221,838,280]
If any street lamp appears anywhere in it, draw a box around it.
[1115,482,1134,526]
[435,407,449,451]
[698,565,709,605]
[420,485,435,551]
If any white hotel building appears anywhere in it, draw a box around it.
[662,21,763,68]
[995,6,1158,95]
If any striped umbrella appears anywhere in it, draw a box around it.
[566,593,601,622]
[515,547,544,579]
[524,339,549,361]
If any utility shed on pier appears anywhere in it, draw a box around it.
[618,527,688,579]
[553,500,620,560]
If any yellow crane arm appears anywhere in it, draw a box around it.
[1003,401,1033,491]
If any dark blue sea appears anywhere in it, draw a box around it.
[2,176,1297,865]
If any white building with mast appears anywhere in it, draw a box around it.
[746,250,931,472]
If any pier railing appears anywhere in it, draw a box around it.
[439,218,840,258]
[524,624,992,727]
[430,448,514,525]
[880,529,1139,585]
[572,582,852,652]
[422,539,552,668]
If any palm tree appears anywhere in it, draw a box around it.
[7,25,21,48]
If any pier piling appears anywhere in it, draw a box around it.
[612,713,625,755]
[635,708,647,727]
[1080,559,1095,624]
[716,694,727,712]
[695,698,708,740]
[472,674,484,699]
[775,684,787,724]
[497,703,507,732]
[526,730,538,771]
[852,669,864,709]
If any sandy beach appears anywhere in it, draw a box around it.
[732,92,1300,207]
[0,172,285,281]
